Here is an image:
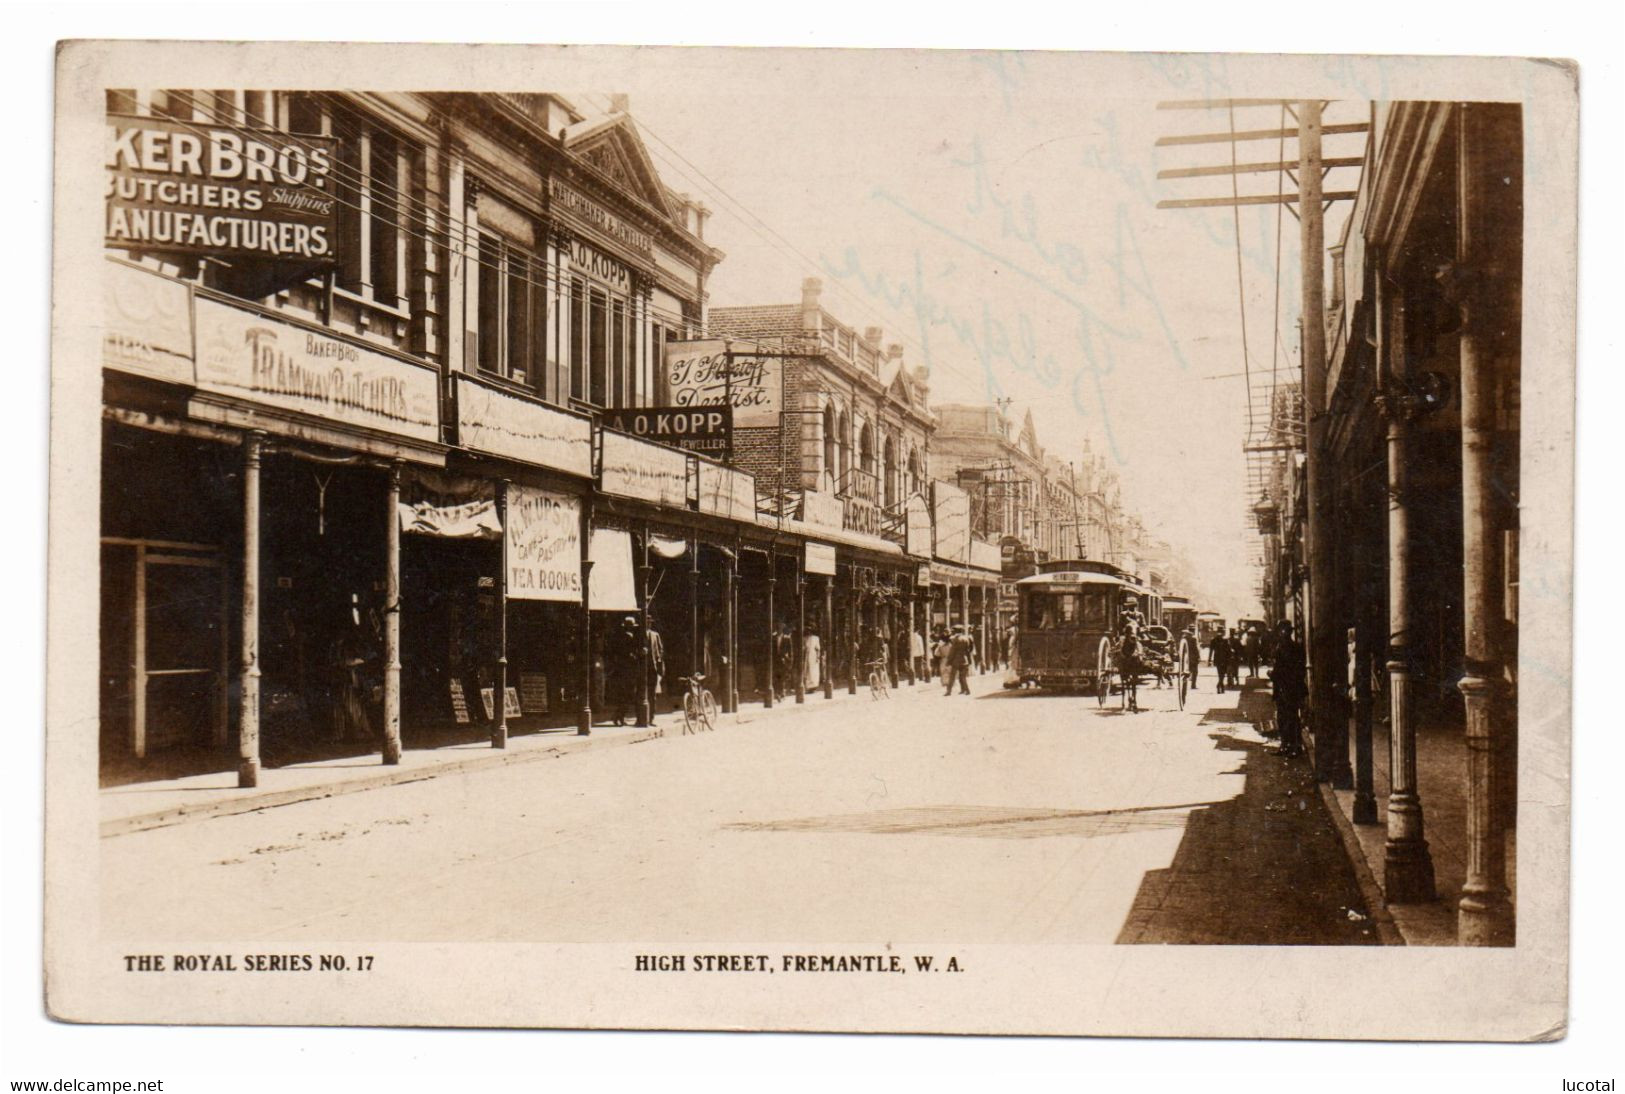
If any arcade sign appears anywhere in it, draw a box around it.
[601,404,732,458]
[106,114,341,276]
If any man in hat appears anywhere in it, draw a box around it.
[943,625,974,696]
[1270,619,1307,757]
[609,615,642,726]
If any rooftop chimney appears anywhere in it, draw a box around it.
[886,343,903,361]
[864,326,884,346]
[801,277,823,333]
[609,93,630,114]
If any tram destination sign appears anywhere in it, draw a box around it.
[601,405,732,458]
[105,113,341,272]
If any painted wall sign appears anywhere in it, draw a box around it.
[601,404,731,458]
[805,542,837,577]
[194,297,439,442]
[599,430,690,508]
[548,177,653,257]
[106,114,340,265]
[505,483,583,603]
[932,481,971,564]
[102,260,194,384]
[568,238,631,292]
[661,340,781,427]
[697,462,757,521]
[455,375,593,477]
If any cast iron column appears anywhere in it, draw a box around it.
[576,494,593,736]
[1455,102,1515,945]
[821,574,834,699]
[1376,364,1435,904]
[795,558,807,704]
[238,431,264,788]
[493,479,509,749]
[382,461,403,764]
[637,525,652,728]
[764,556,776,709]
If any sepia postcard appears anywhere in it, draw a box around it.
[46,40,1577,1039]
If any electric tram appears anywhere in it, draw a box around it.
[1010,560,1191,708]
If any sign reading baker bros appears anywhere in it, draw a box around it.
[194,298,439,443]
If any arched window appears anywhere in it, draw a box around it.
[883,436,897,508]
[822,402,836,484]
[907,447,920,498]
[837,410,850,483]
[859,423,875,477]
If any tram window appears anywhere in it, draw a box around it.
[1080,590,1109,630]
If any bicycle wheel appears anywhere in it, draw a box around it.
[698,689,718,730]
[682,692,699,734]
[869,671,883,699]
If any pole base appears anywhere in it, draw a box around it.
[1383,838,1437,904]
[1457,888,1515,946]
[1352,791,1379,825]
[237,759,259,789]
[577,707,592,736]
[382,740,402,765]
[491,725,508,750]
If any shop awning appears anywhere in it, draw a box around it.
[589,528,638,612]
[648,533,688,560]
[399,468,501,539]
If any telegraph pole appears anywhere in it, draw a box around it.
[1295,100,1350,787]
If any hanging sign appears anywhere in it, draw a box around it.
[696,462,757,521]
[970,538,1003,573]
[805,542,836,576]
[106,114,340,268]
[599,430,690,508]
[506,483,582,602]
[194,297,440,442]
[601,405,732,458]
[456,375,593,477]
[102,260,195,384]
[661,340,781,427]
[932,481,971,563]
[800,489,844,531]
[905,495,932,558]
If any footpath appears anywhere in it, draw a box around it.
[1117,678,1398,946]
[100,669,987,838]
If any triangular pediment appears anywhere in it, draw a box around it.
[1017,410,1042,458]
[562,114,673,220]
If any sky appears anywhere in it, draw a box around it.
[602,55,1365,620]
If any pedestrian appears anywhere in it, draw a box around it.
[1242,625,1261,679]
[910,626,926,681]
[1210,629,1232,695]
[608,616,641,726]
[943,625,973,696]
[646,621,666,713]
[803,626,822,691]
[1184,624,1201,689]
[933,628,951,687]
[1269,619,1307,757]
[1226,628,1244,688]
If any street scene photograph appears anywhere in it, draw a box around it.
[45,41,1576,1039]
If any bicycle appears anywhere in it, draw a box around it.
[866,659,890,700]
[678,673,718,734]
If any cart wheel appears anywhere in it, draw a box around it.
[1177,668,1188,710]
[1096,638,1111,707]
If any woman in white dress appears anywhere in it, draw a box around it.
[803,629,822,690]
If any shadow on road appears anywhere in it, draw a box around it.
[1114,688,1378,946]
